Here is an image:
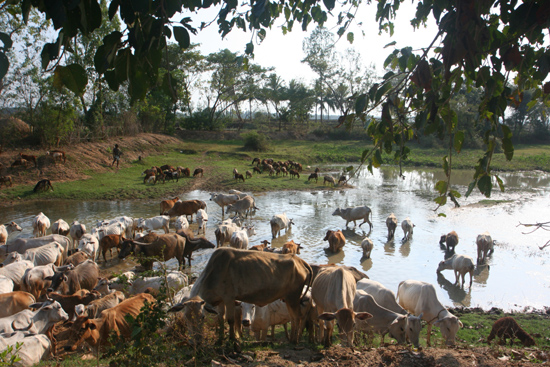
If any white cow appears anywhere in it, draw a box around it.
[20,265,57,300]
[0,235,71,261]
[225,196,257,218]
[357,279,423,348]
[136,216,170,234]
[129,271,188,295]
[174,216,189,231]
[332,206,373,230]
[215,220,239,248]
[0,300,68,334]
[0,331,51,367]
[0,222,23,243]
[74,291,126,319]
[401,218,414,241]
[0,261,34,290]
[229,226,256,250]
[209,193,240,216]
[0,276,14,294]
[270,213,294,239]
[196,209,208,235]
[51,219,70,236]
[312,266,372,347]
[397,280,462,346]
[386,213,398,240]
[69,221,86,248]
[32,213,50,238]
[78,234,100,260]
[107,216,135,239]
[92,222,124,242]
[436,254,475,287]
[361,237,373,259]
[354,290,407,344]
[241,300,290,341]
[2,242,64,267]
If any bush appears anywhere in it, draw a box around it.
[242,131,269,152]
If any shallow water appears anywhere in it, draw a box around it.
[3,165,550,311]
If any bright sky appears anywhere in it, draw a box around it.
[183,1,439,84]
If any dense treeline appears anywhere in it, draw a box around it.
[0,6,549,149]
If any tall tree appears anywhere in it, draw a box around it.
[261,73,287,131]
[302,27,336,124]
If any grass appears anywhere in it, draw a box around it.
[3,139,550,202]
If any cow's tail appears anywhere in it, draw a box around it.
[300,261,314,303]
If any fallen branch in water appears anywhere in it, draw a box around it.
[517,221,550,249]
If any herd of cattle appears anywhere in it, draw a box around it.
[0,185,503,365]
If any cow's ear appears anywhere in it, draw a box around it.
[63,275,68,282]
[44,276,53,281]
[204,304,218,315]
[318,312,337,321]
[234,301,241,306]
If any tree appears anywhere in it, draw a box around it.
[302,27,336,124]
[261,73,287,131]
[285,79,315,129]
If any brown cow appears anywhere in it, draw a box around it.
[193,168,204,177]
[46,260,99,295]
[45,290,101,319]
[19,153,37,168]
[99,234,125,262]
[175,228,216,266]
[181,167,191,177]
[63,251,89,267]
[166,199,206,222]
[172,248,313,346]
[282,240,301,255]
[0,291,36,318]
[0,176,12,187]
[118,234,186,270]
[47,150,66,163]
[323,230,346,253]
[143,172,156,184]
[250,240,270,251]
[160,197,179,215]
[234,173,245,182]
[10,158,28,168]
[64,293,155,351]
[33,179,54,193]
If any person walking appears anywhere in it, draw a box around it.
[112,144,122,167]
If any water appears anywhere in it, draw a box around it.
[3,165,549,311]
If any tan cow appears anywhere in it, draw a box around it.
[65,293,155,351]
[282,240,301,255]
[312,266,372,348]
[173,248,313,346]
[0,291,36,318]
[323,230,346,253]
[160,197,179,215]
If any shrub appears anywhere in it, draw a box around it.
[242,131,269,152]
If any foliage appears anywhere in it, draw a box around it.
[242,131,269,152]
[0,342,22,366]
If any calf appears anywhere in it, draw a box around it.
[487,317,535,346]
[282,240,301,255]
[361,237,373,259]
[402,218,414,241]
[270,213,293,239]
[0,221,22,243]
[440,231,459,252]
[99,234,125,262]
[196,209,208,235]
[307,172,318,183]
[176,228,216,266]
[245,170,252,179]
[160,197,179,215]
[436,254,475,287]
[323,230,346,253]
[193,168,204,177]
[289,169,300,179]
[386,213,397,240]
[323,175,336,186]
[52,219,70,236]
[476,232,495,263]
[241,300,291,341]
[46,150,66,163]
[20,153,37,168]
[32,212,50,237]
[234,173,245,182]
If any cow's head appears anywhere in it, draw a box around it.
[0,252,22,267]
[118,240,136,259]
[240,302,255,328]
[323,230,334,241]
[434,315,462,346]
[318,308,372,348]
[64,316,100,351]
[7,222,22,232]
[406,313,423,348]
[46,270,72,293]
[331,208,342,217]
[169,296,216,346]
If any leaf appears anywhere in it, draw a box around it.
[450,190,461,198]
[53,64,88,96]
[173,26,190,49]
[435,180,447,194]
[131,326,142,339]
[108,0,119,20]
[346,32,354,44]
[375,82,392,103]
[0,52,8,80]
[372,150,383,168]
[454,131,464,153]
[477,175,493,197]
[323,0,335,11]
[361,149,369,162]
[245,42,254,55]
[502,137,514,161]
[355,94,368,114]
[104,70,119,91]
[465,180,476,197]
[345,165,354,172]
[0,32,13,51]
[384,41,396,48]
[434,195,447,206]
[438,213,447,217]
[442,156,450,177]
[495,175,505,192]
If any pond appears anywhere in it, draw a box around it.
[3,165,549,311]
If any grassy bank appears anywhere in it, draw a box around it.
[3,138,550,203]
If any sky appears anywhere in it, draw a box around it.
[180,1,440,84]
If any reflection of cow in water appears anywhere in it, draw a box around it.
[34,179,54,193]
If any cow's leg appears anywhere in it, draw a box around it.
[426,324,432,347]
[283,323,289,341]
[285,298,303,343]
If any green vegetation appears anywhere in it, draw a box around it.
[3,139,550,203]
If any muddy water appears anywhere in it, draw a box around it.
[3,165,549,311]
